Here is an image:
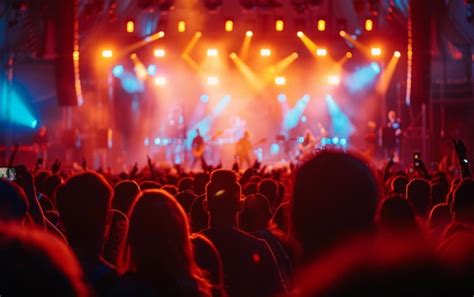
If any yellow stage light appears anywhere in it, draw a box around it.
[275,19,284,32]
[154,49,166,57]
[130,53,137,59]
[154,76,167,86]
[246,30,253,37]
[275,77,286,86]
[339,30,346,37]
[178,21,186,32]
[101,49,113,58]
[316,48,327,56]
[297,31,304,37]
[260,48,271,57]
[371,47,382,56]
[207,76,219,85]
[207,48,218,57]
[230,52,237,59]
[225,20,234,32]
[126,20,135,33]
[346,51,353,58]
[365,18,374,32]
[394,51,401,58]
[317,19,326,31]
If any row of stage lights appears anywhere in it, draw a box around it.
[124,17,378,34]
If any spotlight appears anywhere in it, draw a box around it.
[260,48,271,57]
[130,53,137,59]
[207,76,219,85]
[225,19,234,32]
[371,47,382,56]
[317,18,326,31]
[207,48,218,57]
[147,64,157,76]
[154,48,166,57]
[126,20,135,33]
[154,76,167,86]
[346,51,353,58]
[112,65,124,77]
[101,49,113,58]
[277,93,287,102]
[200,94,209,102]
[275,76,286,86]
[364,18,374,32]
[275,19,284,31]
[178,20,186,32]
[339,30,346,37]
[297,31,304,37]
[394,50,401,58]
[229,52,237,59]
[316,48,327,56]
[246,30,253,37]
[327,75,341,86]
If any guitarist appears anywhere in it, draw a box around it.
[191,129,206,170]
[235,131,253,169]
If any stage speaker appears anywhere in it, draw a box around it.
[96,129,113,149]
[408,0,431,107]
[55,0,83,106]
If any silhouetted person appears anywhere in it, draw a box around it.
[292,151,379,264]
[407,178,431,219]
[239,193,293,289]
[203,169,286,297]
[0,223,89,296]
[179,176,194,192]
[428,203,451,242]
[391,175,409,196]
[115,190,211,297]
[176,191,198,214]
[451,178,474,226]
[112,180,140,217]
[191,195,209,233]
[56,172,118,295]
[377,195,419,234]
[193,173,210,196]
[431,180,449,205]
[258,178,279,211]
[0,179,29,224]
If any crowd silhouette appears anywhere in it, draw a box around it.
[0,139,474,296]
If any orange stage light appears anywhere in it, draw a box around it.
[102,49,113,58]
[260,48,271,57]
[126,20,135,33]
[275,19,284,32]
[225,20,234,32]
[154,49,166,57]
[371,47,382,56]
[317,19,326,32]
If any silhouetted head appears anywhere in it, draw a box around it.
[0,223,89,296]
[428,203,451,231]
[34,170,51,194]
[431,180,449,205]
[452,178,474,225]
[0,180,28,223]
[377,195,417,233]
[56,172,112,255]
[258,178,279,211]
[127,189,210,294]
[193,173,210,196]
[139,180,161,190]
[42,174,63,203]
[190,195,208,233]
[391,175,409,195]
[292,150,379,262]
[243,182,258,196]
[175,191,198,214]
[239,193,272,233]
[162,184,178,196]
[113,180,140,216]
[205,170,241,225]
[406,178,431,218]
[178,176,194,192]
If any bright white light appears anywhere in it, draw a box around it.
[207,48,218,57]
[154,76,167,86]
[260,48,272,57]
[277,93,287,102]
[154,49,165,57]
[207,76,219,85]
[275,76,286,85]
[316,48,327,56]
[327,75,341,86]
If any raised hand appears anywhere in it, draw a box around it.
[130,162,139,179]
[453,138,471,178]
[81,157,88,172]
[51,159,62,174]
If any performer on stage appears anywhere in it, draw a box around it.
[298,129,317,161]
[190,129,205,170]
[235,131,253,169]
[382,110,402,162]
[33,126,49,165]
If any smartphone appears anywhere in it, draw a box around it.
[0,167,17,181]
[413,152,421,168]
